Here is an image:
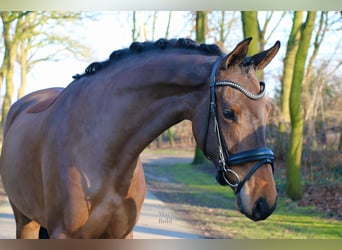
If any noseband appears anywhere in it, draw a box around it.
[203,57,275,193]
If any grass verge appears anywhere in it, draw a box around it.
[143,158,342,239]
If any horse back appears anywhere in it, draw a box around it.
[3,87,64,136]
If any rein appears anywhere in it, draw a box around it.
[204,57,275,193]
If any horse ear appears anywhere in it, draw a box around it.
[251,41,281,71]
[222,37,252,69]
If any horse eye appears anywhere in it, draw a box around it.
[223,109,237,122]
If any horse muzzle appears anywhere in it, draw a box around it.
[237,192,278,221]
[215,147,277,221]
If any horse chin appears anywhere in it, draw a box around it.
[235,190,277,222]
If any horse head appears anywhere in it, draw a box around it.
[193,38,280,221]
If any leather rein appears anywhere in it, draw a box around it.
[203,57,275,194]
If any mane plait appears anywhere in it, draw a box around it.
[73,38,223,79]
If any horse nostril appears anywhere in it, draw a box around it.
[252,197,274,221]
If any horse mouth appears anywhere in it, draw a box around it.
[236,193,278,221]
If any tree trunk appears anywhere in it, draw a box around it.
[286,11,316,200]
[156,134,163,148]
[219,11,226,44]
[17,40,28,99]
[195,11,207,43]
[278,12,303,159]
[1,12,20,124]
[280,12,303,133]
[132,11,137,42]
[0,11,90,124]
[240,11,263,79]
[240,11,260,55]
[167,129,175,148]
[165,11,172,39]
[1,50,16,124]
[0,48,7,96]
[192,11,208,165]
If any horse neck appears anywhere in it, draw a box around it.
[87,52,214,158]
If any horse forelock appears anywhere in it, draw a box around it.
[72,38,224,80]
[240,57,255,67]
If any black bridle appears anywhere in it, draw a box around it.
[203,57,275,193]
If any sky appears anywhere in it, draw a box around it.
[14,11,342,100]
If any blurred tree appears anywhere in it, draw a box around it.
[216,11,238,46]
[16,12,90,99]
[241,11,284,78]
[278,11,303,155]
[165,11,172,39]
[132,11,137,41]
[241,11,260,55]
[302,12,329,153]
[286,11,317,200]
[195,11,207,43]
[192,11,208,165]
[0,11,90,124]
[0,11,22,124]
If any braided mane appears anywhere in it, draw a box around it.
[73,38,224,79]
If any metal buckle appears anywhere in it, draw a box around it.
[222,168,240,188]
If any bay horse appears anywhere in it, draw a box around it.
[0,37,280,239]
